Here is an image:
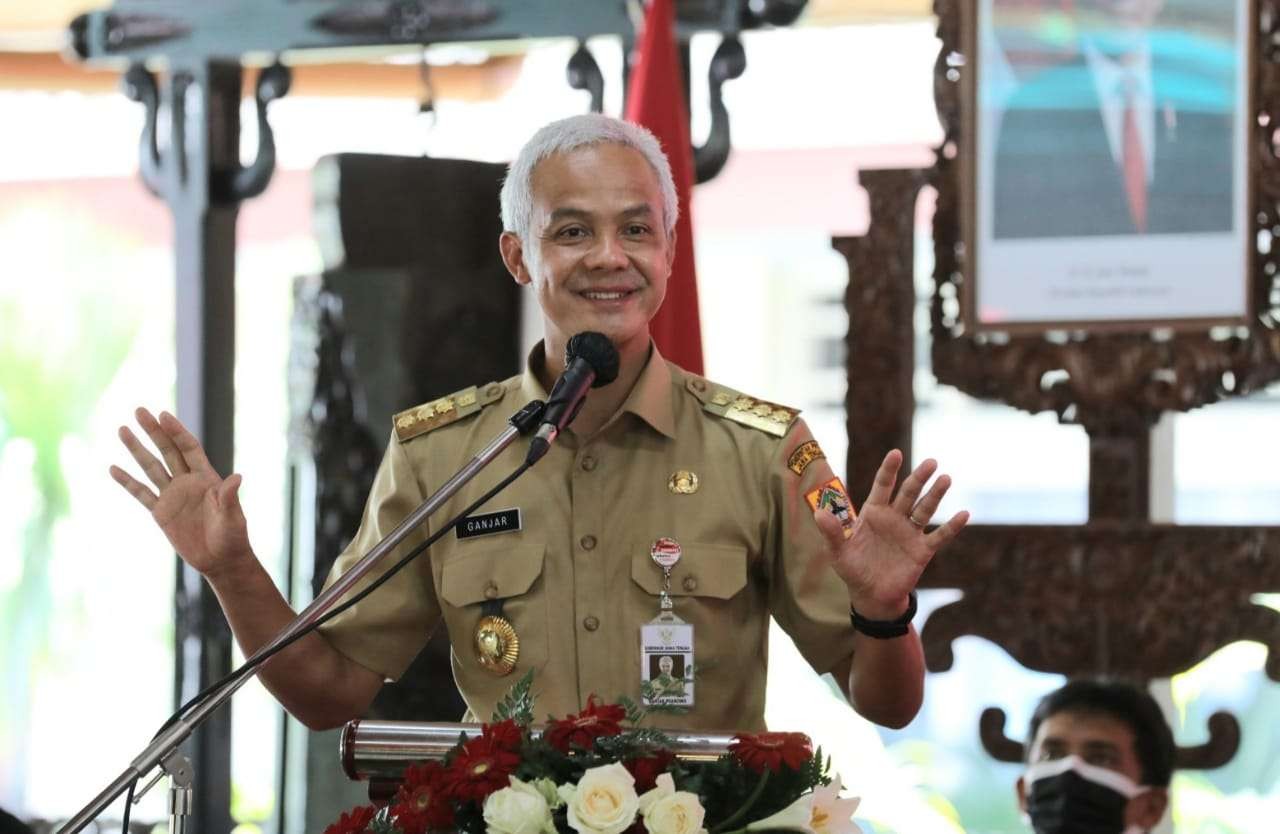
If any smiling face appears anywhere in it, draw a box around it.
[499,141,674,364]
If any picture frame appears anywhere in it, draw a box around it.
[962,0,1255,332]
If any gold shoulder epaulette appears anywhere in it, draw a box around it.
[684,376,800,438]
[394,381,507,442]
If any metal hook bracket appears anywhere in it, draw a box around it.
[567,41,605,113]
[227,61,292,201]
[693,34,746,184]
[418,50,438,129]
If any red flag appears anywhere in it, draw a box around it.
[625,0,704,375]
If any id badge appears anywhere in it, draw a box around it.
[640,620,694,708]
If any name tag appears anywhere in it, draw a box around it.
[455,508,522,540]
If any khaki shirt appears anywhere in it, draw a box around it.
[319,344,858,731]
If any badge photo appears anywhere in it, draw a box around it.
[640,621,694,708]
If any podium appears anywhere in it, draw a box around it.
[340,720,737,799]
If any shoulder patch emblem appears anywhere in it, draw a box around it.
[685,377,799,438]
[805,477,855,538]
[394,381,507,442]
[787,440,825,476]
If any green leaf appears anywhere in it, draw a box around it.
[492,669,536,726]
[709,769,770,834]
[369,807,397,834]
[616,694,648,726]
[592,727,677,761]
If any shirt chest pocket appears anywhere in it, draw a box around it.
[628,542,752,644]
[439,544,548,676]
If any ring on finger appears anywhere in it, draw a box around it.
[907,513,928,529]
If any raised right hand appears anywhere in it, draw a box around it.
[109,407,250,580]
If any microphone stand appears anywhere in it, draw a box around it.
[59,399,547,834]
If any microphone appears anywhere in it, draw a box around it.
[525,332,620,465]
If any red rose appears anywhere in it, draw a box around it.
[729,732,813,774]
[391,762,454,833]
[323,805,376,834]
[624,750,676,792]
[543,695,626,753]
[441,743,521,803]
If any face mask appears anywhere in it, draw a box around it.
[1024,755,1148,834]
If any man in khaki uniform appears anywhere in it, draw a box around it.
[111,114,968,731]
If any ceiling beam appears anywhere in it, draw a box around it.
[0,50,523,99]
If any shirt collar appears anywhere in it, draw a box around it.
[620,342,677,439]
[519,342,551,403]
[1083,36,1153,101]
[520,340,677,440]
[1083,38,1155,179]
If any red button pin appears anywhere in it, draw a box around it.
[650,537,682,570]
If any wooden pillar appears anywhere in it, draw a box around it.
[166,59,242,834]
[832,168,926,500]
[1087,427,1152,521]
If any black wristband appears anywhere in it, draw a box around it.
[850,591,917,639]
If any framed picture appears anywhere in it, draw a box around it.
[964,0,1253,331]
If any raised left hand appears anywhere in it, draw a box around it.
[813,449,969,620]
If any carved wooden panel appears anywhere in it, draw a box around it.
[978,705,1242,771]
[928,521,1278,767]
[832,168,924,501]
[288,276,384,597]
[820,0,1280,770]
[833,172,1271,766]
[918,525,1280,682]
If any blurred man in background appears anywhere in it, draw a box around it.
[1017,678,1175,833]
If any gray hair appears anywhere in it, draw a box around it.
[500,113,679,241]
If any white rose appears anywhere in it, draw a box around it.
[637,773,676,815]
[561,763,640,834]
[638,774,706,834]
[484,777,557,834]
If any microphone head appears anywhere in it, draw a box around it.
[566,331,621,388]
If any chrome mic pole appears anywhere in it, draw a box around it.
[164,753,193,834]
[59,400,545,834]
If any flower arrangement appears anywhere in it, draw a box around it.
[324,674,861,834]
